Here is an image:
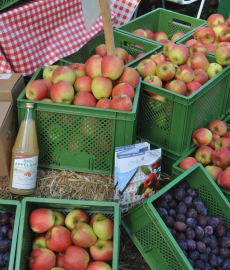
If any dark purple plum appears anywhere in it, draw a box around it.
[226,230,230,238]
[177,240,187,250]
[193,199,205,213]
[194,260,205,269]
[193,268,200,270]
[205,263,212,270]
[195,226,205,240]
[204,226,214,237]
[208,217,220,229]
[207,216,212,220]
[0,213,11,225]
[0,233,4,241]
[202,237,211,246]
[167,227,176,237]
[210,235,218,248]
[215,225,226,238]
[218,237,230,248]
[0,227,9,237]
[174,188,186,201]
[156,208,168,219]
[9,215,15,227]
[215,215,225,226]
[222,258,230,269]
[189,250,200,261]
[186,218,197,229]
[196,241,206,253]
[211,247,219,256]
[163,216,175,227]
[2,266,8,270]
[0,240,11,252]
[175,233,186,241]
[0,253,4,266]
[177,202,187,215]
[7,229,13,241]
[187,239,196,251]
[176,214,186,223]
[205,247,211,254]
[174,222,187,232]
[3,251,10,264]
[216,256,223,267]
[168,200,178,209]
[209,254,217,268]
[157,200,169,211]
[168,209,176,219]
[220,248,230,259]
[197,215,208,227]
[182,196,193,208]
[182,250,188,258]
[188,258,195,267]
[200,207,208,216]
[199,253,209,263]
[178,181,190,191]
[187,209,198,219]
[187,188,197,199]
[161,192,172,202]
[185,228,195,240]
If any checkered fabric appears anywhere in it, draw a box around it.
[0,0,140,75]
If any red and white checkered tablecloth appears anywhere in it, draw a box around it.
[0,0,140,75]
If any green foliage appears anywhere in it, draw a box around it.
[141,166,151,175]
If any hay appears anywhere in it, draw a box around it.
[0,168,170,269]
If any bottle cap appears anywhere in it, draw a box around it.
[25,103,34,109]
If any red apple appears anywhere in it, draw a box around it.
[193,69,208,85]
[185,39,197,46]
[90,239,113,262]
[50,81,74,104]
[154,31,168,42]
[205,165,223,182]
[43,65,59,80]
[143,75,163,88]
[159,39,169,45]
[162,42,176,58]
[63,246,90,270]
[112,83,134,100]
[73,91,96,107]
[86,261,112,270]
[111,94,132,111]
[207,14,225,29]
[69,63,85,78]
[145,29,155,40]
[217,169,230,190]
[187,52,209,71]
[95,44,107,58]
[204,44,217,54]
[29,248,56,270]
[93,216,114,240]
[32,234,47,250]
[143,173,158,188]
[85,56,102,79]
[40,98,53,103]
[206,63,223,79]
[74,75,92,92]
[38,79,53,98]
[149,54,167,66]
[186,81,202,96]
[30,209,55,233]
[225,18,230,27]
[213,23,227,38]
[208,133,220,149]
[136,53,146,59]
[56,251,65,268]
[26,81,48,101]
[218,27,230,43]
[156,61,175,81]
[169,45,189,66]
[65,209,89,230]
[192,128,213,147]
[115,67,140,88]
[175,65,194,83]
[132,29,147,38]
[179,157,198,171]
[91,76,112,99]
[52,210,65,227]
[195,146,214,165]
[188,43,207,56]
[115,47,128,64]
[71,222,97,247]
[137,59,156,78]
[165,81,171,90]
[213,38,221,47]
[194,27,206,39]
[216,47,230,66]
[46,226,72,252]
[52,66,76,85]
[168,80,187,96]
[224,131,230,139]
[101,55,124,80]
[212,147,230,168]
[89,214,105,228]
[209,120,227,136]
[96,98,112,109]
[197,27,216,44]
[51,268,65,270]
[171,32,184,41]
[128,55,135,63]
[215,137,230,150]
[218,42,230,48]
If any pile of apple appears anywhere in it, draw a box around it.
[26,52,140,112]
[132,28,185,44]
[28,208,114,270]
[184,14,230,62]
[179,120,230,191]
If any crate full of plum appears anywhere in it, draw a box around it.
[121,163,230,270]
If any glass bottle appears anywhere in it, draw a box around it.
[9,103,39,195]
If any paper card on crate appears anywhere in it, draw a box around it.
[114,148,161,213]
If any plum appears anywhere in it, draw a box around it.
[204,247,211,254]
[216,256,223,267]
[167,227,176,237]
[209,254,217,268]
[174,222,187,232]
[163,216,174,227]
[215,215,225,226]
[220,248,230,259]
[207,216,212,220]
[186,218,197,229]
[200,207,208,216]
[222,258,230,269]
[178,181,190,191]
[211,247,219,256]
[215,225,226,238]
[185,228,195,240]
[194,259,205,269]
[0,213,11,225]
[0,227,10,237]
[208,217,220,229]
[0,240,11,252]
[169,200,178,210]
[7,230,13,241]
[156,208,168,218]
[3,251,10,264]
[188,258,195,267]
[157,200,169,211]
[182,196,193,208]
[187,209,198,219]
[2,267,8,270]
[189,250,200,261]
[175,233,186,241]
[219,237,230,248]
[195,226,205,240]
[168,209,176,219]
[187,239,196,251]
[199,253,209,263]
[177,240,187,250]
[204,226,214,237]
[182,250,188,258]
[204,263,212,270]
[193,199,205,213]
[210,235,218,248]
[0,233,4,241]
[9,215,15,228]
[174,188,186,201]
[0,253,4,266]
[161,192,172,203]
[176,214,186,223]
[177,202,187,215]
[187,188,197,199]
[226,230,230,239]
[197,215,208,227]
[196,241,206,253]
[202,237,211,246]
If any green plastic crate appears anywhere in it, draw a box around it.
[137,53,230,156]
[62,31,161,68]
[115,8,206,47]
[121,163,230,270]
[17,66,140,175]
[15,197,120,270]
[0,0,20,11]
[0,199,21,270]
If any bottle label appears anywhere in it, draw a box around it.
[12,155,39,189]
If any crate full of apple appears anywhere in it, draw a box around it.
[14,198,120,270]
[135,35,230,156]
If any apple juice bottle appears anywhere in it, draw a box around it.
[9,103,39,195]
